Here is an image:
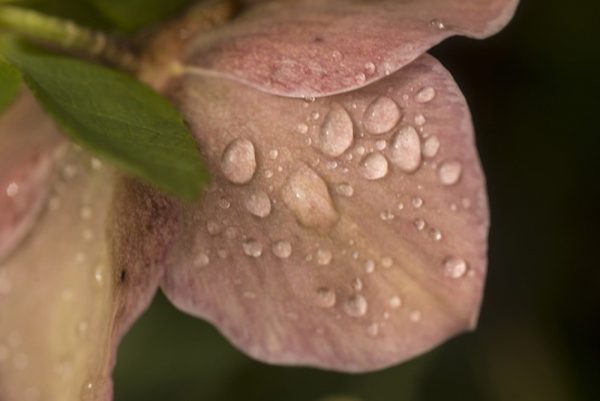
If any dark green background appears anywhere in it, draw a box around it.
[114,1,600,400]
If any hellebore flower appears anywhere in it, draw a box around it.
[0,0,519,399]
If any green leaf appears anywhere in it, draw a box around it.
[90,0,194,32]
[5,48,208,199]
[0,58,20,113]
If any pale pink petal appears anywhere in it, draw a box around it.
[181,0,519,97]
[0,137,173,399]
[160,54,489,372]
[0,93,62,262]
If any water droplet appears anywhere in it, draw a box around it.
[365,61,376,74]
[336,183,354,197]
[381,257,393,268]
[269,149,279,160]
[319,104,354,157]
[355,72,366,83]
[91,157,103,170]
[429,228,442,241]
[411,197,423,208]
[422,136,440,158]
[206,220,221,235]
[414,113,426,126]
[297,123,309,134]
[388,295,402,309]
[315,287,336,308]
[390,126,421,172]
[443,257,468,278]
[397,202,405,210]
[380,210,395,221]
[413,218,426,231]
[363,96,402,135]
[364,259,376,273]
[438,161,463,185]
[5,182,18,197]
[361,152,388,180]
[245,190,272,218]
[221,138,257,184]
[430,19,446,30]
[282,165,339,230]
[344,294,368,317]
[272,240,292,259]
[218,197,231,209]
[242,239,263,258]
[352,277,363,291]
[367,322,380,337]
[194,253,210,267]
[316,248,333,265]
[409,310,422,322]
[415,86,436,103]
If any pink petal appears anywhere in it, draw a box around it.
[160,54,489,372]
[0,138,173,398]
[0,93,62,262]
[181,0,519,97]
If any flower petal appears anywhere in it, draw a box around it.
[0,92,62,262]
[183,0,519,97]
[0,139,173,399]
[160,54,489,371]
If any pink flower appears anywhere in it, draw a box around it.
[0,0,519,399]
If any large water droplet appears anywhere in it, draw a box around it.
[319,104,354,157]
[422,135,440,158]
[221,138,257,184]
[344,294,368,317]
[363,96,402,135]
[415,86,436,103]
[315,287,336,308]
[361,152,388,180]
[443,256,468,278]
[245,190,272,218]
[242,239,263,258]
[390,126,421,172]
[438,160,463,185]
[272,240,292,259]
[282,165,339,230]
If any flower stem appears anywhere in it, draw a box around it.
[0,6,138,71]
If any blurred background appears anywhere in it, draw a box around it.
[112,1,600,400]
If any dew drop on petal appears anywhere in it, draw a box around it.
[367,322,380,337]
[411,197,424,208]
[438,160,463,185]
[272,240,292,259]
[364,259,376,273]
[244,190,272,218]
[390,126,421,172]
[443,256,468,278]
[319,104,354,157]
[415,86,436,103]
[221,138,257,184]
[336,183,354,197]
[388,295,402,309]
[316,248,333,265]
[422,136,440,158]
[363,96,402,135]
[194,253,210,267]
[315,287,336,308]
[282,165,339,230]
[361,152,388,180]
[242,239,263,258]
[5,182,18,197]
[344,294,368,317]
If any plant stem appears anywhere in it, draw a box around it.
[0,6,138,71]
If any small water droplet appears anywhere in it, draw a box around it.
[422,136,440,158]
[388,295,402,309]
[297,123,309,134]
[409,310,422,322]
[316,248,333,265]
[344,294,368,317]
[429,228,443,241]
[363,96,402,135]
[242,239,263,258]
[381,257,393,268]
[364,259,376,273]
[336,183,354,197]
[269,149,279,160]
[5,182,18,197]
[206,220,221,235]
[361,152,388,180]
[355,72,366,83]
[411,197,424,208]
[413,218,426,231]
[315,287,336,308]
[397,202,405,210]
[319,104,354,157]
[221,138,257,184]
[365,61,377,74]
[415,86,436,103]
[282,165,339,230]
[414,113,426,126]
[367,322,380,337]
[430,19,446,30]
[380,210,395,221]
[443,257,468,278]
[390,126,421,172]
[194,253,210,267]
[352,277,363,291]
[272,240,292,259]
[218,197,231,209]
[438,160,463,185]
[245,190,272,218]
